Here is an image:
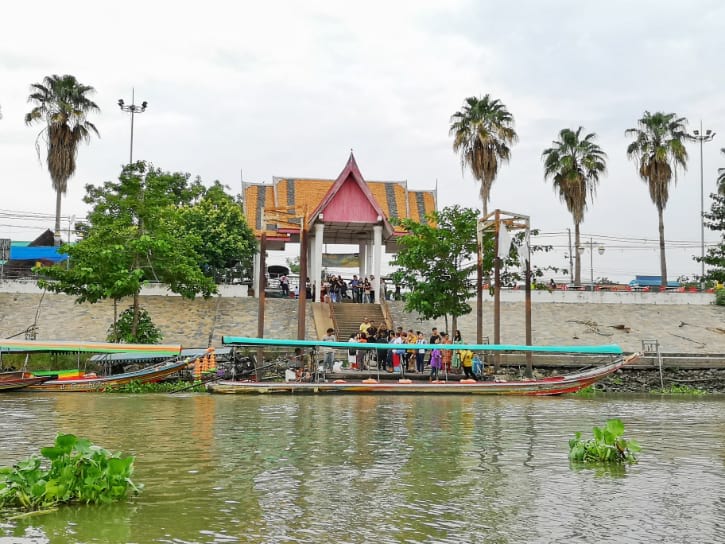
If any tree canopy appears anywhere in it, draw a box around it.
[391,206,479,326]
[25,74,100,242]
[450,95,517,216]
[625,111,689,287]
[542,127,607,285]
[695,191,725,285]
[38,162,256,338]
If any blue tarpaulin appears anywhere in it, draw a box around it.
[9,246,68,262]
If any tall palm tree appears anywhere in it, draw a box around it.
[625,111,688,288]
[542,127,607,285]
[449,95,518,217]
[718,148,725,196]
[25,74,100,245]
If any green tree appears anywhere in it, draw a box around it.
[542,127,607,285]
[717,148,725,196]
[449,94,518,217]
[695,191,725,286]
[38,162,217,340]
[391,206,479,332]
[286,256,300,274]
[625,111,689,288]
[25,75,100,244]
[180,181,256,280]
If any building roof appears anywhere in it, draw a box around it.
[242,153,436,249]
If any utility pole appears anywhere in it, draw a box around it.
[567,228,574,284]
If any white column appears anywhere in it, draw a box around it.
[366,242,374,276]
[252,240,261,299]
[313,222,324,300]
[373,225,382,304]
[358,243,367,277]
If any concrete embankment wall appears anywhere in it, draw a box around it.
[0,286,723,355]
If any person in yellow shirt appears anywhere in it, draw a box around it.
[460,349,476,380]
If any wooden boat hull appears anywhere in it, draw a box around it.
[208,354,639,396]
[0,372,49,391]
[25,358,191,392]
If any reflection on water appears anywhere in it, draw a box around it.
[1,393,724,543]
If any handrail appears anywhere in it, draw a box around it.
[328,298,339,338]
[379,296,394,331]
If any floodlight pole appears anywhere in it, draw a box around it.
[118,89,148,165]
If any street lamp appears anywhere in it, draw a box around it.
[692,121,715,286]
[577,238,605,290]
[118,89,148,164]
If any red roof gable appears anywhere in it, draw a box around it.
[308,152,393,234]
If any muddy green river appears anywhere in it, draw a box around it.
[1,393,724,543]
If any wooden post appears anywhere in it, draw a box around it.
[297,224,308,340]
[256,232,266,381]
[476,240,483,344]
[525,256,533,378]
[493,210,501,370]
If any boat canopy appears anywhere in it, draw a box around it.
[221,336,623,354]
[0,339,182,356]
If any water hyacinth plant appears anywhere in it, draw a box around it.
[0,434,140,512]
[569,418,640,464]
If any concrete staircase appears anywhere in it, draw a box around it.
[332,303,386,341]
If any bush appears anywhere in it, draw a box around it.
[715,287,725,306]
[107,306,163,344]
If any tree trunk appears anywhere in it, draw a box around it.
[658,205,668,288]
[131,292,140,338]
[574,222,581,286]
[54,189,62,246]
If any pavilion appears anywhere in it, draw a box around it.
[242,153,437,301]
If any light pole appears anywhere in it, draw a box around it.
[118,89,148,164]
[692,122,715,286]
[577,238,605,290]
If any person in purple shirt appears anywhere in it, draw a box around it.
[429,337,442,381]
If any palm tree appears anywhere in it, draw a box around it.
[449,95,518,217]
[25,74,100,245]
[625,111,688,288]
[718,148,725,196]
[542,127,607,285]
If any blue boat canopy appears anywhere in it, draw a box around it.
[221,336,624,354]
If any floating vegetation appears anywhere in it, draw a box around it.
[0,434,140,512]
[569,418,640,465]
[106,380,206,393]
[572,385,599,397]
[652,384,707,396]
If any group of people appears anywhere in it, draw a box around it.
[349,321,480,381]
[321,274,381,303]
[288,322,483,383]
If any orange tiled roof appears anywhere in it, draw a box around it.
[244,176,436,237]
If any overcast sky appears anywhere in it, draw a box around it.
[1,0,723,283]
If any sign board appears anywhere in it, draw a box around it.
[0,238,9,260]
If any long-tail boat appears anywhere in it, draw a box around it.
[0,339,188,393]
[0,371,50,391]
[209,336,639,396]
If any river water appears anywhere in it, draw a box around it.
[1,393,724,543]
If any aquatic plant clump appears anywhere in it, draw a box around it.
[0,434,141,512]
[568,418,640,464]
